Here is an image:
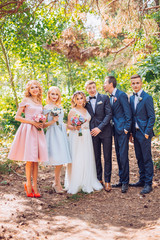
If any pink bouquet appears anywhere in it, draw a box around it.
[33,114,46,131]
[71,114,86,136]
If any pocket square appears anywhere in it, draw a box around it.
[97,101,103,105]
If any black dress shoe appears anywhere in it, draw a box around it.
[129,181,145,187]
[121,184,128,193]
[140,185,152,195]
[112,182,122,188]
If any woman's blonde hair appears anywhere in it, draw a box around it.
[46,86,61,105]
[71,91,86,108]
[25,80,42,103]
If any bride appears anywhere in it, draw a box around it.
[65,91,103,194]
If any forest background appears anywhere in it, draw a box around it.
[0,0,160,168]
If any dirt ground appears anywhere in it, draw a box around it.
[0,141,160,240]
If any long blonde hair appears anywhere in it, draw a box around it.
[71,91,86,108]
[46,86,61,106]
[25,80,42,103]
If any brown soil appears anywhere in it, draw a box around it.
[0,142,160,240]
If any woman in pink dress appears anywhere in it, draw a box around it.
[8,80,48,198]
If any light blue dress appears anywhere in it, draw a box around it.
[44,106,71,166]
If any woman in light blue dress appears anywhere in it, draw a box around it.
[44,86,71,193]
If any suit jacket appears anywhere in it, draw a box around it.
[85,93,112,138]
[111,89,132,135]
[130,90,155,137]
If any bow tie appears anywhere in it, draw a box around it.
[89,96,96,100]
[133,92,138,96]
[110,94,115,97]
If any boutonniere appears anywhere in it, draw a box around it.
[97,101,103,105]
[113,97,117,102]
[138,97,142,101]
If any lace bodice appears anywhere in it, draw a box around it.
[73,109,91,130]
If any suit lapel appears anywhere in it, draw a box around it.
[95,93,101,112]
[86,96,94,116]
[95,93,101,114]
[130,95,135,113]
[112,89,119,108]
[135,90,144,113]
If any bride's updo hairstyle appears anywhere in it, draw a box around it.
[46,86,61,105]
[25,80,42,103]
[71,91,86,108]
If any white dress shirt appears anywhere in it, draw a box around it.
[89,92,98,113]
[110,88,117,105]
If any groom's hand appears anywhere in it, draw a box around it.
[91,127,101,137]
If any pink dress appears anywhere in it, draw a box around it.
[8,99,48,162]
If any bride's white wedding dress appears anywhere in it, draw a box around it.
[65,109,103,194]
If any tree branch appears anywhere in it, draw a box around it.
[110,39,135,54]
[143,5,160,11]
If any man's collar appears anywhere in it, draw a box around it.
[136,89,143,97]
[111,88,117,96]
[89,92,98,98]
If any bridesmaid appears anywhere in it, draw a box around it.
[43,86,71,193]
[8,80,48,198]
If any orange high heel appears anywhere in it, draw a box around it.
[32,187,41,198]
[24,184,34,197]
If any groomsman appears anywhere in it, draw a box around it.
[85,80,112,192]
[104,76,132,193]
[130,74,155,194]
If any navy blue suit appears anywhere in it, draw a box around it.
[86,93,112,182]
[111,89,132,184]
[130,90,155,185]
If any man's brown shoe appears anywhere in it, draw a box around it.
[99,180,104,187]
[104,182,111,192]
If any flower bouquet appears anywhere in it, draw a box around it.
[71,114,86,136]
[50,107,61,125]
[33,114,46,131]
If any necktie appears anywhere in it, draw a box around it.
[133,92,138,96]
[110,94,115,97]
[89,96,96,100]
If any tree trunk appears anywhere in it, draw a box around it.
[0,37,18,108]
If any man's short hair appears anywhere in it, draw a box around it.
[85,80,96,89]
[131,74,142,81]
[105,76,117,88]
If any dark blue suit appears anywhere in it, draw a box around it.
[130,90,155,185]
[86,93,112,182]
[111,89,132,184]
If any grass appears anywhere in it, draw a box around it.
[0,159,13,174]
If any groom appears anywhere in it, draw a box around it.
[85,80,112,192]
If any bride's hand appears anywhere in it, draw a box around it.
[75,126,81,130]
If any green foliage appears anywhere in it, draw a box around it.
[0,90,20,138]
[137,52,160,82]
[0,160,14,174]
[154,159,160,170]
[61,94,71,122]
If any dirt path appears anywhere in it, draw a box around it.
[0,142,160,240]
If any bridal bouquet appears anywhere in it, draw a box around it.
[33,114,46,131]
[71,114,86,136]
[50,107,61,125]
